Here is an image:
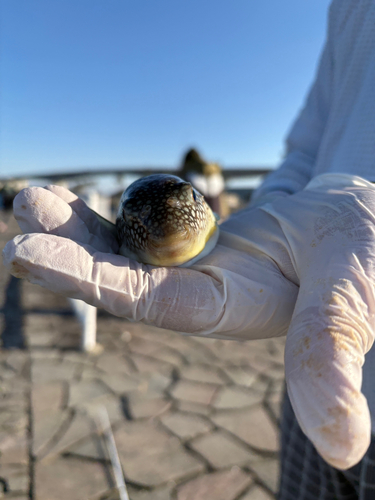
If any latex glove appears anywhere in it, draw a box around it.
[248,189,290,208]
[3,174,375,469]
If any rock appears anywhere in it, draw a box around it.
[266,391,284,423]
[161,412,212,440]
[148,348,184,367]
[169,380,218,406]
[30,349,61,361]
[128,337,162,356]
[0,393,26,411]
[179,365,226,385]
[35,457,110,500]
[122,447,204,488]
[131,354,174,375]
[100,373,142,394]
[223,366,258,388]
[212,386,263,410]
[176,468,252,500]
[266,364,285,381]
[81,394,124,426]
[251,377,270,394]
[176,401,211,416]
[126,486,173,500]
[0,465,28,493]
[241,485,275,499]
[179,348,216,364]
[33,410,69,458]
[113,421,180,459]
[40,413,95,461]
[113,422,204,487]
[4,352,28,374]
[96,353,132,375]
[212,406,279,453]
[128,396,171,419]
[0,412,27,433]
[250,460,280,494]
[65,435,109,461]
[68,380,110,407]
[190,431,261,468]
[101,371,171,397]
[31,360,79,383]
[32,382,65,420]
[0,431,29,465]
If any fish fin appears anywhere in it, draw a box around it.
[91,209,118,238]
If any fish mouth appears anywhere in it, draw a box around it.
[139,217,216,267]
[145,225,201,266]
[118,220,217,267]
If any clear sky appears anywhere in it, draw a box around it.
[1,0,331,177]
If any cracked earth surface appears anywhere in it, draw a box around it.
[0,214,285,500]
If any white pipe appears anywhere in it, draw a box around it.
[69,299,97,352]
[96,406,129,500]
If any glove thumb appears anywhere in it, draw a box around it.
[285,256,374,470]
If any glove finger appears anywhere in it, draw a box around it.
[45,185,119,252]
[3,233,132,307]
[13,187,115,254]
[2,233,222,327]
[3,234,298,340]
[285,255,375,470]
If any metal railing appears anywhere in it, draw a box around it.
[0,166,273,183]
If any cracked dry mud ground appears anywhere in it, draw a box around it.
[0,213,285,500]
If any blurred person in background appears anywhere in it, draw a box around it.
[180,148,225,218]
[250,1,375,498]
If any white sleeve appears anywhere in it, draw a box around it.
[252,1,335,203]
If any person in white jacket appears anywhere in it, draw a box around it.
[251,1,375,498]
[3,1,375,498]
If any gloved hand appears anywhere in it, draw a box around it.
[3,184,298,339]
[227,173,375,470]
[3,174,375,470]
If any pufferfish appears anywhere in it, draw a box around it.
[115,174,219,267]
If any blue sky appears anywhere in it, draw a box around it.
[1,0,331,177]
